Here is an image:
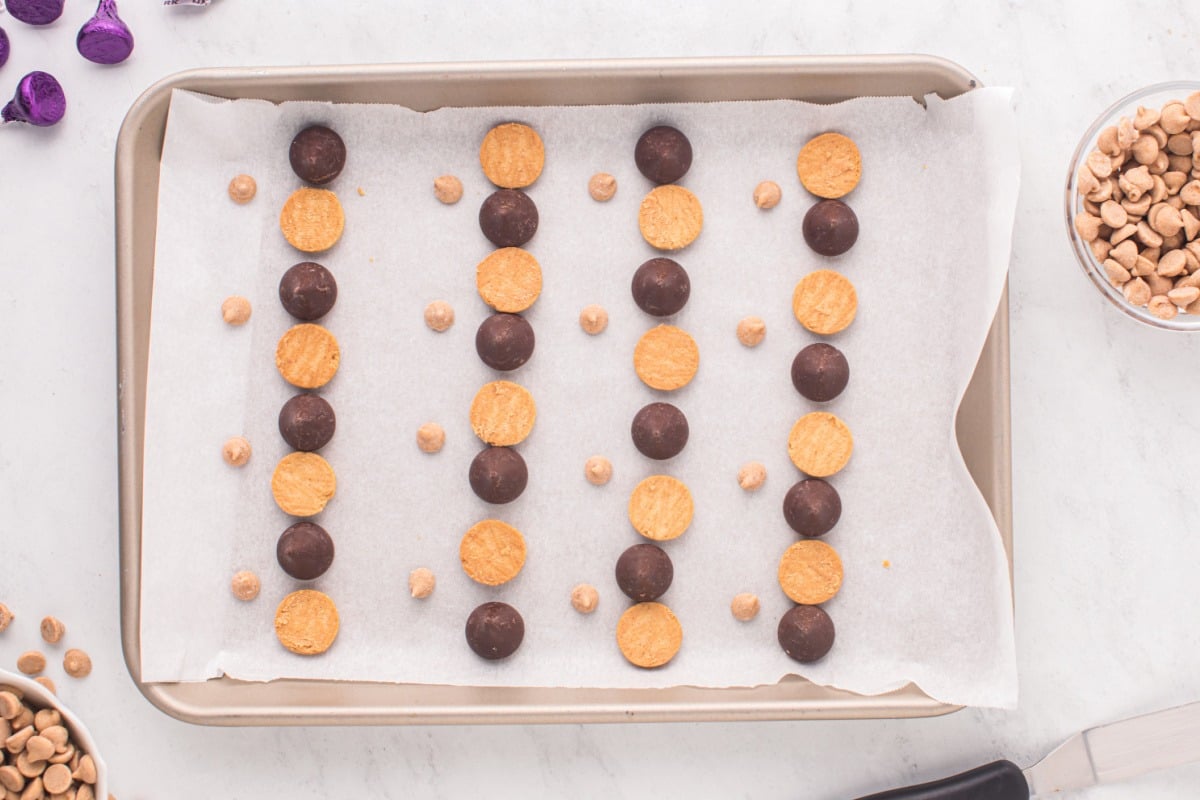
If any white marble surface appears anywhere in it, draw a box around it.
[1,1,1199,797]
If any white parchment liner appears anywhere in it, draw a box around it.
[141,88,1018,707]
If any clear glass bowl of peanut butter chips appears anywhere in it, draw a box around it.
[1068,81,1200,330]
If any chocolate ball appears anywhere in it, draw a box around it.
[777,605,835,663]
[635,125,693,184]
[479,189,539,248]
[279,261,338,321]
[278,393,336,452]
[631,257,691,317]
[289,125,346,185]
[468,446,528,504]
[791,343,849,402]
[465,601,524,660]
[631,402,689,460]
[615,543,673,602]
[783,479,841,537]
[276,521,334,581]
[802,199,859,256]
[475,313,535,371]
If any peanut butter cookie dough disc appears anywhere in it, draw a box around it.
[617,602,682,668]
[633,324,699,391]
[796,132,862,199]
[638,185,704,250]
[271,451,337,517]
[279,187,345,253]
[460,519,527,586]
[470,380,537,446]
[476,247,543,313]
[787,412,853,477]
[777,540,843,605]
[628,474,694,541]
[276,323,341,389]
[274,589,339,656]
[792,269,858,335]
[479,122,545,189]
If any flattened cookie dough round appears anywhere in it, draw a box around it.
[271,451,337,517]
[787,412,853,478]
[628,474,694,541]
[633,324,699,391]
[617,602,682,668]
[274,589,339,656]
[796,132,862,199]
[476,247,543,313]
[777,539,843,605]
[479,122,545,189]
[792,270,857,335]
[470,380,537,446]
[276,323,341,389]
[638,185,703,250]
[279,187,345,253]
[460,519,527,586]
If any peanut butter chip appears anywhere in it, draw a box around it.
[731,593,760,621]
[0,603,12,633]
[792,270,858,335]
[628,475,694,541]
[433,175,464,204]
[753,180,782,209]
[479,123,545,189]
[231,571,260,601]
[796,132,862,199]
[616,602,682,668]
[62,649,91,679]
[275,323,341,389]
[738,461,767,491]
[638,185,704,250]
[571,584,599,614]
[584,455,613,486]
[736,316,766,347]
[476,247,543,313]
[221,436,252,467]
[469,380,537,446]
[579,304,609,335]
[279,187,345,253]
[220,295,251,326]
[588,172,617,201]
[459,520,527,586]
[416,422,446,453]
[15,652,44,676]
[423,300,455,332]
[633,325,699,391]
[788,412,853,477]
[778,540,844,604]
[271,452,337,517]
[227,174,256,204]
[41,764,70,795]
[38,618,64,646]
[408,567,436,599]
[274,590,340,656]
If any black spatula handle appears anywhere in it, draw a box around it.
[853,760,1029,800]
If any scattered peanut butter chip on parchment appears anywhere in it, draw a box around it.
[62,648,91,678]
[433,175,463,204]
[228,174,256,204]
[579,304,609,335]
[424,300,455,332]
[588,172,617,201]
[628,475,694,541]
[736,316,766,347]
[271,452,337,517]
[275,323,341,389]
[274,590,340,656]
[571,584,599,614]
[792,270,858,335]
[470,380,536,446]
[39,617,64,645]
[788,412,853,477]
[638,185,704,250]
[737,461,767,491]
[221,295,251,326]
[409,567,436,599]
[616,602,682,668]
[633,324,699,391]
[416,422,446,453]
[459,520,527,586]
[479,123,545,189]
[279,187,345,253]
[796,132,862,199]
[731,593,760,621]
[231,571,260,601]
[584,455,612,486]
[222,436,251,467]
[778,540,844,605]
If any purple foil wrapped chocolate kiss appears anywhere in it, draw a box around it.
[77,0,134,65]
[0,29,9,69]
[6,0,66,26]
[2,71,66,127]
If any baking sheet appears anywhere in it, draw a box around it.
[141,87,1018,707]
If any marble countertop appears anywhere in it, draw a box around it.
[2,1,1200,798]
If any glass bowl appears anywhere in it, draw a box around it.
[1066,81,1200,331]
[0,668,108,799]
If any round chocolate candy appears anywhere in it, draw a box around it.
[468,446,528,504]
[279,261,338,321]
[465,601,524,660]
[783,478,841,537]
[635,125,693,184]
[276,521,335,581]
[475,313,535,371]
[802,199,859,257]
[777,605,835,663]
[278,393,336,452]
[631,257,690,317]
[76,0,134,65]
[2,72,65,127]
[479,189,538,248]
[289,125,346,185]
[0,29,10,69]
[615,543,673,602]
[791,343,849,402]
[7,0,64,25]
[630,402,689,460]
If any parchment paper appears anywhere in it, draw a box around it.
[141,87,1019,707]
